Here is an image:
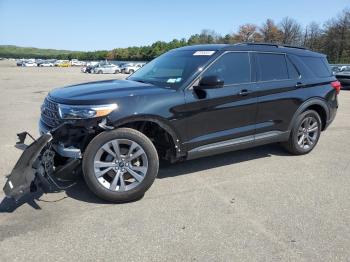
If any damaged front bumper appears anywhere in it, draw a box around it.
[3,118,111,201]
[3,124,82,201]
[3,132,53,200]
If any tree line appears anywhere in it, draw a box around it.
[105,8,349,63]
[1,8,349,63]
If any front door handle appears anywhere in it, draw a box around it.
[238,89,252,96]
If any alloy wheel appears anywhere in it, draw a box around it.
[93,139,148,192]
[297,116,319,150]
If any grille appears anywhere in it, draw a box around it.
[40,97,62,128]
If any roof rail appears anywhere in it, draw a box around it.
[236,42,308,50]
[279,44,307,50]
[236,42,279,48]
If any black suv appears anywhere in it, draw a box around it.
[4,43,340,203]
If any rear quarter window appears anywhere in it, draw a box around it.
[302,56,332,78]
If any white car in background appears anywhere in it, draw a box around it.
[22,61,37,67]
[39,61,54,67]
[71,59,85,66]
[121,63,144,74]
[93,64,121,74]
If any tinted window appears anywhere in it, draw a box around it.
[302,57,331,77]
[202,52,250,85]
[257,53,288,81]
[286,56,300,79]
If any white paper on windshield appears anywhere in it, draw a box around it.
[193,51,215,56]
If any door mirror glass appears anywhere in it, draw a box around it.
[197,75,224,89]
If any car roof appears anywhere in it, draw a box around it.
[175,43,325,57]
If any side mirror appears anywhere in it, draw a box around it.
[197,75,224,89]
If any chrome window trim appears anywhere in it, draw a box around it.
[186,50,303,90]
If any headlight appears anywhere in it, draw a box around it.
[58,103,118,119]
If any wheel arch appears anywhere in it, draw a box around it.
[110,115,184,160]
[289,98,329,131]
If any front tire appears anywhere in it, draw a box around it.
[283,110,322,155]
[82,128,159,203]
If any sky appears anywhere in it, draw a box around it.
[0,0,349,51]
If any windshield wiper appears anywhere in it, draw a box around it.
[132,78,154,85]
[134,79,147,83]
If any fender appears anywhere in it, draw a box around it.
[288,98,330,132]
[109,115,185,157]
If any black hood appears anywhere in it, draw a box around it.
[48,79,174,105]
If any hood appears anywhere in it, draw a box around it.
[49,79,174,105]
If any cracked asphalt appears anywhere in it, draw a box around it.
[0,61,349,261]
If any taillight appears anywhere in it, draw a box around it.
[331,81,341,94]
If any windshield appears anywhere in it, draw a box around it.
[128,50,215,88]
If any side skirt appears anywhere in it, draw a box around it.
[186,131,290,160]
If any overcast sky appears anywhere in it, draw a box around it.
[0,0,349,51]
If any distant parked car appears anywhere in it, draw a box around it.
[340,65,350,72]
[22,61,37,67]
[40,61,54,67]
[57,61,71,67]
[331,66,341,75]
[16,60,25,66]
[93,64,121,74]
[54,60,70,67]
[71,59,85,66]
[336,70,350,87]
[121,63,143,74]
[82,64,99,73]
[35,59,46,66]
[54,60,63,66]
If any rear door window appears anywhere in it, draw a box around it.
[256,53,289,81]
[286,57,300,79]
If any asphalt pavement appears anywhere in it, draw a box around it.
[0,62,349,262]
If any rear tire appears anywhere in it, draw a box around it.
[82,128,159,203]
[283,110,322,155]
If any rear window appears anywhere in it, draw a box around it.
[302,56,331,77]
[256,53,289,81]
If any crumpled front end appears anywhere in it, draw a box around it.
[3,132,53,200]
[3,121,91,201]
[3,93,117,201]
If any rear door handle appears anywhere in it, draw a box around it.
[295,82,306,88]
[238,89,252,96]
